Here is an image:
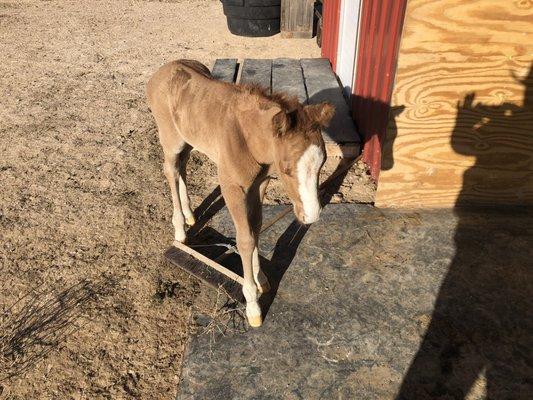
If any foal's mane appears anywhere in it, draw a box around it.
[237,83,300,114]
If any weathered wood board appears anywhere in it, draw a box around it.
[165,245,244,303]
[301,58,359,145]
[239,59,272,92]
[280,0,315,39]
[211,58,238,83]
[376,0,533,207]
[272,58,308,104]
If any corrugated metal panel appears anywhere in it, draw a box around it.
[321,0,342,70]
[352,0,407,181]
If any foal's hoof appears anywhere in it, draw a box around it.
[246,301,262,328]
[185,215,196,226]
[173,227,187,244]
[247,314,263,328]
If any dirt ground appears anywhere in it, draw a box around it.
[0,1,374,398]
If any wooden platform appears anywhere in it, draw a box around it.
[212,58,360,158]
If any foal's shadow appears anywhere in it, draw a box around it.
[189,159,353,321]
[258,161,351,318]
[188,186,224,237]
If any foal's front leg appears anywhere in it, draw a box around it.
[220,182,262,327]
[251,178,270,294]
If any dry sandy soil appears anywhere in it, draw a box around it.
[0,1,374,398]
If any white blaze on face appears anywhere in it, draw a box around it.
[296,144,325,224]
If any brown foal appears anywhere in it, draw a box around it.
[147,60,334,327]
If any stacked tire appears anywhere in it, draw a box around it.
[221,0,281,37]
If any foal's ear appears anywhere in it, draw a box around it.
[272,110,290,137]
[305,102,335,128]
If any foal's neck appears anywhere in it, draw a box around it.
[238,111,277,167]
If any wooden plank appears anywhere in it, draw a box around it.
[301,58,359,145]
[170,241,243,284]
[281,0,315,39]
[165,244,244,303]
[211,58,238,83]
[271,58,307,103]
[375,0,533,207]
[239,59,272,92]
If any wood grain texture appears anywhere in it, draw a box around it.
[272,58,307,103]
[376,0,533,207]
[164,245,244,302]
[170,241,243,284]
[280,0,314,38]
[239,59,272,92]
[301,58,360,145]
[211,58,238,83]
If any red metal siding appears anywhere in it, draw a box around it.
[321,0,342,70]
[352,0,407,180]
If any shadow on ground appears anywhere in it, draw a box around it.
[0,279,113,382]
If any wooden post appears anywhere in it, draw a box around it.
[281,0,315,39]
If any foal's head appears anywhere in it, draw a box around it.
[270,100,334,224]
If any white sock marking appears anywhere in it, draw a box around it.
[296,144,324,224]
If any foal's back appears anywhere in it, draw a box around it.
[146,60,246,162]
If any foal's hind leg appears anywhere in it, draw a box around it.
[163,145,187,243]
[148,88,188,243]
[177,145,195,226]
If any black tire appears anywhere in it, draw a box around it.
[247,0,281,5]
[223,0,244,5]
[226,17,280,37]
[223,4,280,19]
[221,0,281,37]
[224,0,280,5]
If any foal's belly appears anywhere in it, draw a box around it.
[178,128,219,165]
[173,95,229,165]
[190,143,218,165]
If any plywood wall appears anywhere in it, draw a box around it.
[375,0,533,207]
